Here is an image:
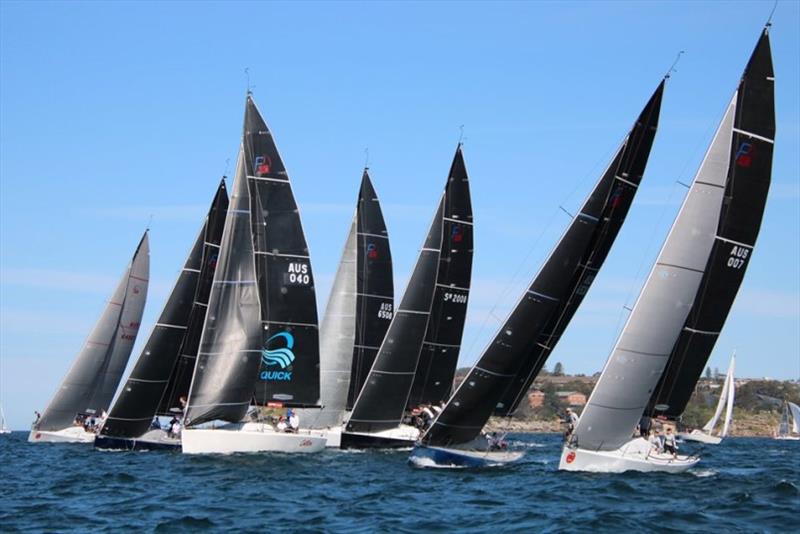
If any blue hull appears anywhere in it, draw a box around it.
[94,435,181,452]
[409,444,522,468]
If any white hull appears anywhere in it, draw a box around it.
[181,422,326,454]
[559,437,699,473]
[0,429,11,435]
[301,426,341,448]
[775,435,800,441]
[340,424,420,449]
[28,426,96,443]
[679,429,722,445]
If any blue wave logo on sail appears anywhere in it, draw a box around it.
[261,332,295,381]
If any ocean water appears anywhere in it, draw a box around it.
[0,433,797,532]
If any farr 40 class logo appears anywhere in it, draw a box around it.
[261,332,295,381]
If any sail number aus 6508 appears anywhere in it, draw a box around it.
[726,245,750,270]
[287,262,310,285]
[443,292,468,304]
[377,302,393,320]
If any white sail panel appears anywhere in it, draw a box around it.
[573,97,737,451]
[789,402,800,434]
[721,356,735,437]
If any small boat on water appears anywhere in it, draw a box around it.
[410,77,665,468]
[1,404,11,434]
[561,26,775,474]
[341,145,473,450]
[95,181,228,452]
[181,94,326,455]
[775,401,800,440]
[678,353,735,445]
[29,232,150,444]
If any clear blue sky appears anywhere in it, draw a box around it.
[1,1,798,429]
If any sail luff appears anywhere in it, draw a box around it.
[37,232,149,431]
[788,402,800,434]
[702,358,731,434]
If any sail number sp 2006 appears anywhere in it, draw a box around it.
[726,245,750,270]
[286,262,310,285]
[443,292,468,304]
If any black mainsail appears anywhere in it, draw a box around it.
[646,29,774,421]
[407,148,473,408]
[422,81,664,447]
[35,232,150,432]
[494,81,666,417]
[100,181,228,439]
[344,199,443,434]
[245,96,321,408]
[346,170,394,409]
[184,149,262,426]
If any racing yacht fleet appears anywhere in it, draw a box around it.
[25,24,790,471]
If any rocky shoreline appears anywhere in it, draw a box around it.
[483,411,783,438]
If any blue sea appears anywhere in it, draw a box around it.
[0,433,797,532]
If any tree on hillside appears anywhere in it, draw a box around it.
[705,367,712,379]
[714,367,721,379]
[553,362,564,376]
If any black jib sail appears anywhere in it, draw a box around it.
[244,95,321,408]
[183,148,263,427]
[422,81,664,447]
[646,29,774,421]
[347,170,395,409]
[100,181,228,439]
[407,147,474,408]
[344,198,443,434]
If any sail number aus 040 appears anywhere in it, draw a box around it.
[726,245,750,270]
[286,262,310,285]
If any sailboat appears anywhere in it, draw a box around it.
[30,231,150,443]
[0,404,10,434]
[410,78,665,468]
[775,401,800,440]
[94,181,228,451]
[679,353,735,444]
[560,26,774,473]
[296,169,394,447]
[341,145,473,449]
[181,95,326,454]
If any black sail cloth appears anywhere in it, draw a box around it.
[647,30,774,420]
[101,181,228,438]
[423,81,664,447]
[244,96,321,408]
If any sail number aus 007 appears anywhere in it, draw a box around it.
[726,245,751,270]
[286,262,310,285]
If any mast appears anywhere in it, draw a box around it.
[244,95,321,408]
[100,181,228,438]
[407,146,473,408]
[183,148,262,426]
[36,231,149,431]
[574,28,774,452]
[646,29,774,421]
[421,81,664,448]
